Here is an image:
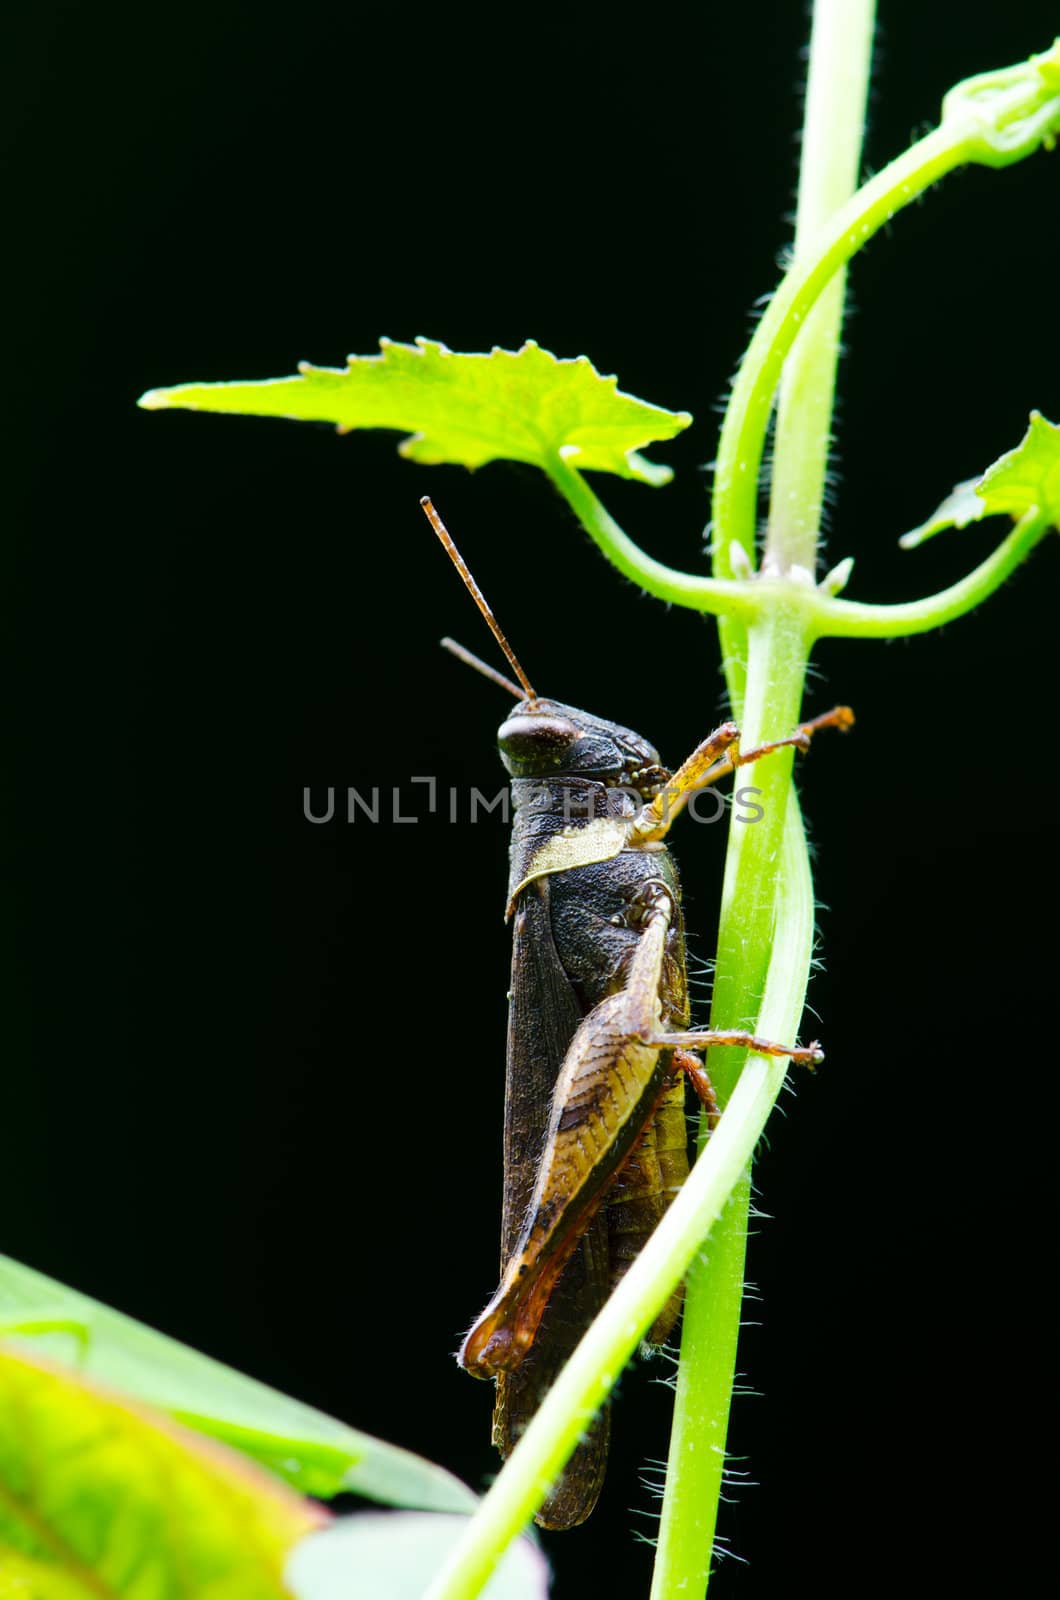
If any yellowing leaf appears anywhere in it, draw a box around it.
[0,1254,476,1515]
[139,338,692,486]
[0,1346,325,1599]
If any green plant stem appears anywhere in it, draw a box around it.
[707,34,1060,695]
[550,448,1050,645]
[814,508,1052,636]
[648,609,814,1596]
[767,0,875,576]
[650,686,818,1598]
[712,35,1060,589]
[544,455,759,618]
[652,4,875,1592]
[649,1174,750,1597]
[545,328,1050,670]
[711,116,958,578]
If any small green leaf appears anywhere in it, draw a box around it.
[0,1346,324,1598]
[138,337,692,486]
[899,479,990,548]
[285,1515,549,1600]
[975,411,1060,521]
[901,412,1060,547]
[0,1255,476,1515]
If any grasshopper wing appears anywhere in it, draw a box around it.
[493,876,610,1530]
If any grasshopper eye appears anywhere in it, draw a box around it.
[498,714,580,773]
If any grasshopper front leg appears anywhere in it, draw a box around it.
[459,886,819,1380]
[633,704,854,844]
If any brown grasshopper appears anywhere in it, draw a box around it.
[422,497,851,1527]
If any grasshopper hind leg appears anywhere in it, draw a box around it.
[605,1050,719,1351]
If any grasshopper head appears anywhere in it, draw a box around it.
[498,698,667,793]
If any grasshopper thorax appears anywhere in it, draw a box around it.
[499,698,669,798]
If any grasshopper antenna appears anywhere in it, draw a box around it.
[440,638,525,699]
[421,496,538,704]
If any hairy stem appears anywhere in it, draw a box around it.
[766,0,875,574]
[544,455,758,618]
[815,508,1052,637]
[654,3,876,1592]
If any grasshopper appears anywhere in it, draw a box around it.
[421,498,851,1528]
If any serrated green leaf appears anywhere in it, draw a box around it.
[285,1515,549,1600]
[901,412,1060,547]
[138,338,692,486]
[0,1346,324,1598]
[0,1256,476,1516]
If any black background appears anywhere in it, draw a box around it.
[5,3,1057,1595]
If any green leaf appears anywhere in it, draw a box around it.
[0,1256,476,1516]
[899,479,991,548]
[975,411,1060,522]
[285,1515,549,1600]
[0,1345,324,1598]
[901,412,1060,547]
[138,337,692,486]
